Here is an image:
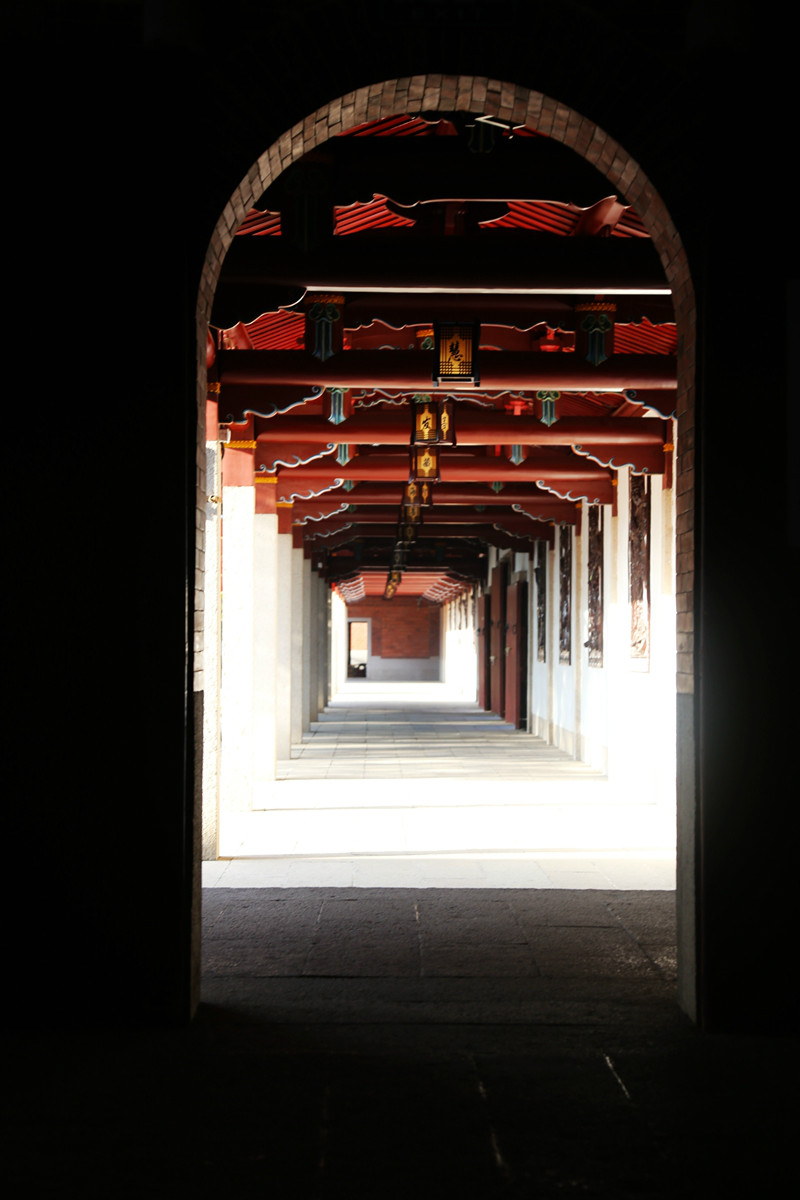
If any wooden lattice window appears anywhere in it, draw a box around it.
[559,526,571,666]
[587,506,604,668]
[629,474,651,660]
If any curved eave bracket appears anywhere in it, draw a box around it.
[258,443,336,472]
[534,480,606,505]
[277,478,345,503]
[296,503,350,525]
[236,385,325,420]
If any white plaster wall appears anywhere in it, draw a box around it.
[220,486,255,813]
[605,469,676,815]
[442,593,478,697]
[220,490,279,821]
[577,503,609,772]
[201,442,221,858]
[275,533,293,759]
[366,655,441,681]
[251,512,279,795]
[330,588,348,695]
[289,547,304,745]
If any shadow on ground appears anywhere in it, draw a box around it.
[10,889,795,1197]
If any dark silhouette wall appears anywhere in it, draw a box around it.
[10,2,797,1031]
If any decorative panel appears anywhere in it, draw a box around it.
[559,526,571,666]
[535,541,547,663]
[629,474,651,659]
[587,506,604,668]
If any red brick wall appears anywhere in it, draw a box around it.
[347,599,440,659]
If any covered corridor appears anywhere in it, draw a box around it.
[10,6,799,1196]
[207,680,674,889]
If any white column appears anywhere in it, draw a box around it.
[220,487,279,822]
[308,567,319,725]
[330,588,348,697]
[275,531,293,762]
[252,510,279,794]
[202,441,222,859]
[318,577,331,714]
[220,485,255,815]
[290,546,305,746]
[301,556,312,732]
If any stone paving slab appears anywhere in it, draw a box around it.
[11,884,796,1198]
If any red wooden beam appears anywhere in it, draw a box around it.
[253,413,667,446]
[218,349,676,391]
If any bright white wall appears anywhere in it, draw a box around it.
[524,465,675,802]
[606,469,676,808]
[577,504,609,771]
[367,656,441,681]
[443,592,478,697]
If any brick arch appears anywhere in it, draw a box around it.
[197,73,695,693]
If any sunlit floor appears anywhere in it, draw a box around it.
[209,681,676,888]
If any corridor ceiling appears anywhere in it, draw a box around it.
[209,113,676,603]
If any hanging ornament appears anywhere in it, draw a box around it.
[410,394,457,445]
[409,445,440,484]
[574,300,616,366]
[434,322,480,385]
[305,293,344,362]
[326,387,352,425]
[537,390,560,427]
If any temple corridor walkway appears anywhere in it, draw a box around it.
[209,681,675,888]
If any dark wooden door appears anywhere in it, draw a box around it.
[476,593,490,710]
[504,580,528,729]
[489,561,507,717]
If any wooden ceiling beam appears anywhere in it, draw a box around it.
[220,349,675,391]
[251,413,667,446]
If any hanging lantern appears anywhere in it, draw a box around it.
[409,444,441,484]
[434,322,480,385]
[404,481,433,508]
[397,520,417,545]
[401,504,422,526]
[438,398,456,445]
[384,569,401,600]
[410,394,457,446]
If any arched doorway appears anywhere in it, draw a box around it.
[197,76,696,1017]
